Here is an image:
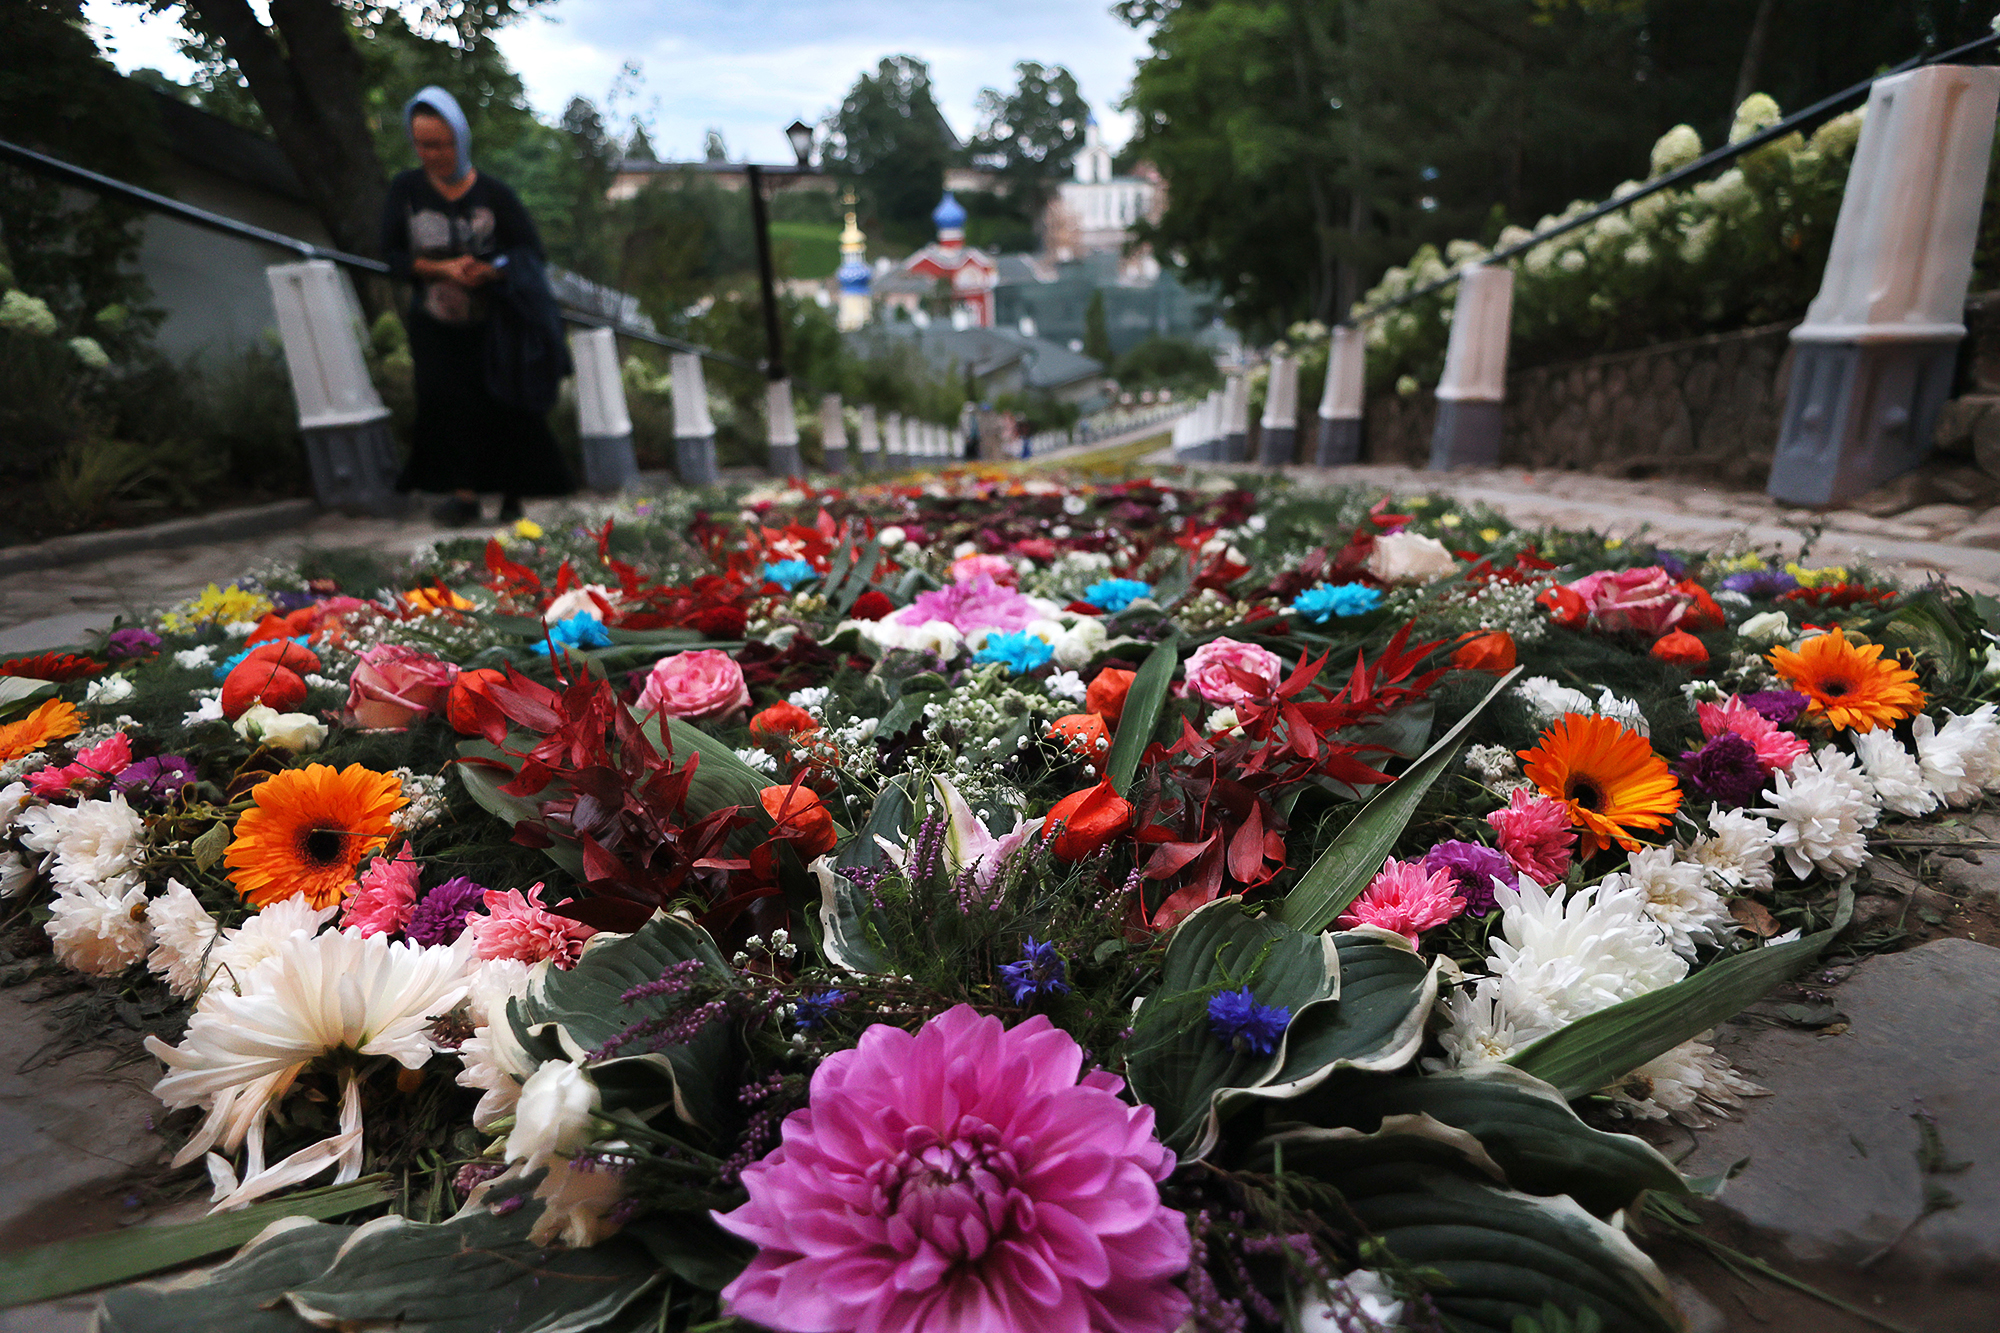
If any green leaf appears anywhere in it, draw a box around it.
[812,857,893,975]
[95,1215,359,1333]
[1107,635,1180,793]
[1881,591,1970,691]
[1126,897,1339,1158]
[509,915,736,1132]
[190,820,231,872]
[875,689,940,739]
[640,713,772,827]
[6,1177,387,1310]
[836,775,913,871]
[1280,666,1521,933]
[1508,890,1853,1099]
[454,738,584,879]
[0,675,56,718]
[832,539,884,614]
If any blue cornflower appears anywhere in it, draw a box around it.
[999,937,1071,1006]
[762,559,819,591]
[1206,986,1291,1057]
[1081,578,1154,613]
[537,613,613,657]
[213,635,310,681]
[1290,582,1383,624]
[972,630,1055,674]
[793,989,847,1029]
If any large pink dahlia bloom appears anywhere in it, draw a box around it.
[714,1004,1191,1333]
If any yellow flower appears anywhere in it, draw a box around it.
[160,583,275,633]
[1438,513,1463,529]
[1716,553,1767,574]
[1784,562,1847,589]
[1479,527,1502,542]
[1604,537,1624,551]
[513,518,544,540]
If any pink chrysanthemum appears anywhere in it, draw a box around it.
[1337,857,1466,944]
[340,846,421,936]
[714,1004,1191,1333]
[463,882,596,968]
[1698,696,1809,775]
[28,730,134,797]
[1485,788,1577,886]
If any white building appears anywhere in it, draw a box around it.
[1044,119,1163,262]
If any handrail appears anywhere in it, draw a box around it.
[1341,30,2000,328]
[0,135,758,371]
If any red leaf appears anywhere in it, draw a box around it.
[1142,835,1217,879]
[1227,802,1267,884]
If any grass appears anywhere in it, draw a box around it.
[770,222,841,280]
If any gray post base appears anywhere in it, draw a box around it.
[1316,416,1362,467]
[302,415,407,515]
[858,450,880,473]
[581,432,639,492]
[1223,431,1247,463]
[885,451,907,472]
[674,434,719,487]
[1258,426,1296,466]
[1767,339,1959,506]
[1428,399,1504,470]
[769,444,803,479]
[823,446,849,475]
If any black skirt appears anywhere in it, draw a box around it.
[399,312,574,497]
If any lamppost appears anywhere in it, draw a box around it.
[745,119,817,476]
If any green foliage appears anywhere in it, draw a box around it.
[1115,335,1223,395]
[823,56,954,250]
[969,61,1091,213]
[1083,288,1113,366]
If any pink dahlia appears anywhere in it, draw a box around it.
[893,575,1043,638]
[1485,788,1576,886]
[714,1004,1191,1333]
[463,882,597,968]
[1697,696,1809,774]
[29,730,134,797]
[341,846,421,936]
[1337,857,1465,945]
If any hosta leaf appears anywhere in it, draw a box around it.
[812,857,893,975]
[454,738,584,878]
[639,713,773,829]
[1107,635,1180,793]
[836,775,913,871]
[0,675,56,717]
[95,1215,357,1333]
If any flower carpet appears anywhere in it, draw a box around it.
[2,467,1996,1333]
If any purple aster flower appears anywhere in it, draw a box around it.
[1207,986,1291,1057]
[113,755,195,807]
[404,877,489,946]
[1652,551,1689,579]
[1677,731,1766,808]
[998,937,1071,1006]
[1422,838,1515,918]
[105,628,162,660]
[793,989,847,1029]
[1719,569,1798,598]
[1738,689,1809,726]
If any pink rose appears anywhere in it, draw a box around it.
[342,644,458,730]
[949,552,1017,586]
[1565,566,1690,639]
[638,649,751,722]
[1184,636,1285,707]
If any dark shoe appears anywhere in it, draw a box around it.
[431,496,482,526]
[497,496,525,522]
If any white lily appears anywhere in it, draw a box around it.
[874,776,1046,896]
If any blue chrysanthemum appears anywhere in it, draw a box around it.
[999,937,1071,1006]
[1206,986,1292,1057]
[1081,578,1154,613]
[1290,582,1383,624]
[212,635,312,682]
[537,613,614,657]
[762,559,819,591]
[972,630,1055,674]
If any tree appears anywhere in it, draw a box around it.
[1083,289,1113,366]
[822,56,954,250]
[970,62,1091,212]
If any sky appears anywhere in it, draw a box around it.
[84,0,1151,164]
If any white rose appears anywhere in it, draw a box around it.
[1738,610,1792,644]
[506,1059,601,1174]
[1052,616,1107,669]
[86,676,134,706]
[1981,643,2000,679]
[233,705,328,753]
[877,526,906,550]
[1206,707,1242,736]
[1365,531,1459,584]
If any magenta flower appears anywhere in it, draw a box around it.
[340,846,421,937]
[463,882,596,968]
[1697,695,1809,774]
[1485,788,1576,886]
[714,1004,1191,1333]
[1336,857,1465,945]
[892,574,1043,638]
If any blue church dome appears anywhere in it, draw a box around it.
[931,191,967,233]
[836,254,872,294]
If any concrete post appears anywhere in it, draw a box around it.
[819,394,848,474]
[884,412,907,469]
[857,404,882,472]
[670,352,720,487]
[570,326,638,492]
[1768,64,2000,505]
[1221,374,1249,462]
[1195,389,1223,460]
[1428,264,1514,469]
[1317,325,1366,466]
[265,260,402,514]
[766,378,802,478]
[1258,353,1299,465]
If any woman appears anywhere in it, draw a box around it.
[380,86,573,524]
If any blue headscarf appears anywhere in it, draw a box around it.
[403,85,472,183]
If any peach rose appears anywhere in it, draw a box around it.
[342,644,458,730]
[637,649,750,722]
[1566,566,1690,638]
[1184,636,1284,707]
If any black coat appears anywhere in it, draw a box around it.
[483,246,573,415]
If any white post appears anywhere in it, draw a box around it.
[670,351,720,486]
[1428,263,1514,469]
[1258,353,1299,465]
[884,412,907,469]
[857,404,882,472]
[570,326,637,492]
[265,260,401,513]
[1220,374,1249,462]
[819,393,848,474]
[766,378,802,478]
[1317,325,1366,466]
[1769,64,2000,505]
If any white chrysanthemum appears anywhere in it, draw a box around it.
[1604,1036,1766,1126]
[146,878,222,999]
[1850,729,1940,818]
[457,958,538,1130]
[1686,808,1776,894]
[0,850,33,898]
[1755,744,1880,879]
[1045,670,1088,704]
[1486,879,1688,1044]
[205,897,340,994]
[1912,705,2000,807]
[1464,743,1519,783]
[1429,975,1524,1069]
[1514,675,1596,723]
[1610,847,1731,960]
[16,793,147,892]
[1594,688,1649,738]
[47,880,151,976]
[145,927,475,1209]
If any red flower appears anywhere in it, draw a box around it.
[848,589,895,622]
[760,783,838,858]
[686,605,749,639]
[1086,666,1137,724]
[1045,776,1134,860]
[1649,630,1709,666]
[0,652,102,682]
[1537,584,1587,628]
[750,701,820,746]
[1049,712,1110,765]
[1451,630,1517,674]
[447,667,508,735]
[220,659,307,720]
[1676,579,1726,631]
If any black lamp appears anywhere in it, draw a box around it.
[784,119,813,170]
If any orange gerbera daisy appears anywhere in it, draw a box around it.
[1519,712,1681,856]
[224,763,406,909]
[1767,628,1924,733]
[0,699,82,761]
